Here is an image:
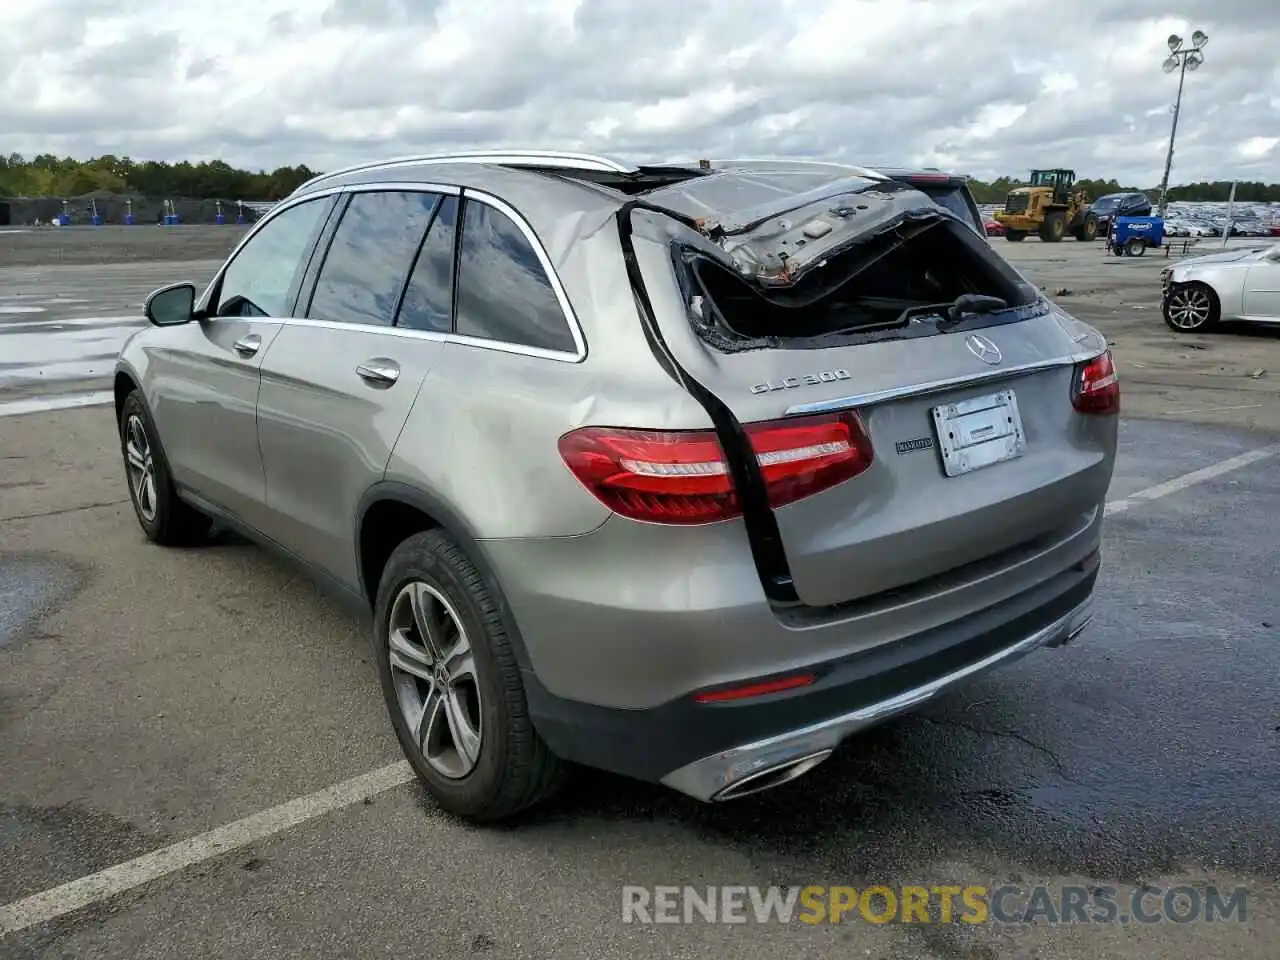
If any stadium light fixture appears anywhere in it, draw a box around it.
[1156,30,1208,217]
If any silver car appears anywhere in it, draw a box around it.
[1162,241,1280,332]
[114,151,1119,820]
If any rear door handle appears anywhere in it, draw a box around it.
[233,334,262,358]
[355,359,400,387]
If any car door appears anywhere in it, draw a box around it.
[1242,249,1280,320]
[254,186,454,588]
[147,194,335,527]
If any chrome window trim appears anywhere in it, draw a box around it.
[453,187,587,363]
[782,353,1100,416]
[200,181,587,364]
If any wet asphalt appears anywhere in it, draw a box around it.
[1,235,1278,957]
[0,259,222,407]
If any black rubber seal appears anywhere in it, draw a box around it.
[615,202,798,603]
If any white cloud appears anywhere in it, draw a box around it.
[0,0,1277,186]
[1238,136,1279,160]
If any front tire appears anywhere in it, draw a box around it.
[1039,211,1066,242]
[1005,230,1026,242]
[119,391,211,545]
[373,529,566,822]
[1163,282,1219,333]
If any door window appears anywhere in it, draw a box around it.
[214,198,330,318]
[308,190,440,326]
[396,195,458,333]
[454,198,577,354]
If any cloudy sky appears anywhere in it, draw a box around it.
[3,0,1278,186]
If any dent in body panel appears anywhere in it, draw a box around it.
[384,340,613,540]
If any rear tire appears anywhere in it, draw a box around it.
[118,391,211,546]
[373,529,567,822]
[1039,212,1066,242]
[1124,237,1146,257]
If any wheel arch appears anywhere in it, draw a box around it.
[113,365,141,425]
[354,482,534,670]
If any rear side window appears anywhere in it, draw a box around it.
[397,196,457,333]
[454,199,576,354]
[308,190,440,326]
[215,197,329,317]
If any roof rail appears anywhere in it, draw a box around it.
[298,150,639,191]
[682,157,890,180]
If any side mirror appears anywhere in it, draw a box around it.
[144,282,197,327]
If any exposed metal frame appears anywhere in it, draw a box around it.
[298,151,639,192]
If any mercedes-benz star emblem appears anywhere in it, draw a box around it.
[964,333,1002,366]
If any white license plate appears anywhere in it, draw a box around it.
[931,389,1026,478]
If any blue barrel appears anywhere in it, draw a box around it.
[215,213,227,225]
[125,214,136,225]
[91,215,103,226]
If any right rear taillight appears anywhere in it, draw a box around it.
[1071,350,1120,414]
[557,411,874,525]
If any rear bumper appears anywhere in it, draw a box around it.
[662,588,1094,801]
[520,548,1100,799]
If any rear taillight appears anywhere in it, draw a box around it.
[557,411,873,525]
[1071,350,1120,414]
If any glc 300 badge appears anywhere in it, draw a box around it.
[750,369,851,394]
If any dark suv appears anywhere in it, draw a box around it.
[1089,192,1152,235]
[877,168,986,236]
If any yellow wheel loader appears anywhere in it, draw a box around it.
[993,169,1098,243]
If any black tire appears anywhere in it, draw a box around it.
[1076,214,1098,241]
[373,529,566,822]
[1163,282,1220,333]
[1039,211,1066,242]
[1005,230,1026,242]
[118,390,211,546]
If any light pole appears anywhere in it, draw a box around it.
[1156,30,1208,217]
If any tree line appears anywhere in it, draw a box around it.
[2,152,1278,204]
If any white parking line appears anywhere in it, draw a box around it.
[1104,443,1280,516]
[0,762,414,936]
[0,391,113,418]
[2,443,1278,937]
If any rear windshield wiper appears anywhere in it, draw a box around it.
[898,293,1009,330]
[936,293,1009,332]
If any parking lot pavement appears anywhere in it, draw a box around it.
[1,407,1278,958]
[0,260,223,410]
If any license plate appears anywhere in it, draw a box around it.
[931,389,1026,478]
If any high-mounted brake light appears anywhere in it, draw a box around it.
[557,411,874,525]
[1071,350,1120,414]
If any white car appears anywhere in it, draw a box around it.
[1161,242,1280,332]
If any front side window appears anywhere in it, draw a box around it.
[308,190,440,326]
[215,197,329,317]
[454,199,576,354]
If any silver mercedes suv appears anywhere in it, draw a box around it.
[114,151,1119,821]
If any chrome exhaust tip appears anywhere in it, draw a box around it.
[710,749,833,802]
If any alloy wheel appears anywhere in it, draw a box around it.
[124,414,158,522]
[387,581,483,779]
[1166,286,1212,330]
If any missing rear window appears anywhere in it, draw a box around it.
[684,218,1039,350]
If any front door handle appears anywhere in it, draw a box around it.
[233,334,262,358]
[355,358,400,387]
